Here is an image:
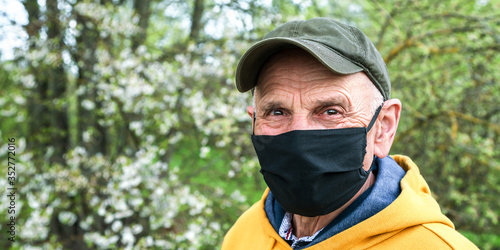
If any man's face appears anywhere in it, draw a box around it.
[250,48,381,171]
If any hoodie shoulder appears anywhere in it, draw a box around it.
[422,223,479,249]
[367,223,478,249]
[389,155,478,249]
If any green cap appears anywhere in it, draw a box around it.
[235,17,391,100]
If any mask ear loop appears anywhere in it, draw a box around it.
[252,112,256,135]
[366,103,384,132]
[252,88,256,135]
[365,103,384,172]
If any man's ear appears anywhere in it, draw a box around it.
[247,106,255,127]
[373,99,402,158]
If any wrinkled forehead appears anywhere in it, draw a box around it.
[255,48,315,88]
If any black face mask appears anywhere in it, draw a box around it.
[251,105,382,217]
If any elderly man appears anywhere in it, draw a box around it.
[222,18,477,249]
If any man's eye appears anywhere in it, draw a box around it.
[272,110,284,116]
[324,109,338,115]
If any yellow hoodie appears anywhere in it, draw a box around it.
[222,155,477,249]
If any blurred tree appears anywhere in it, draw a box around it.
[24,0,69,165]
[0,0,498,249]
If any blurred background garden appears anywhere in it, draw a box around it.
[0,0,499,248]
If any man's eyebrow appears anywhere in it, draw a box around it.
[259,101,286,111]
[314,98,349,108]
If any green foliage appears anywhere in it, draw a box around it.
[0,0,498,248]
[461,231,500,250]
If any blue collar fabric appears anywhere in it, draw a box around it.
[264,156,406,249]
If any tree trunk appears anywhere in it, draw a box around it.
[24,0,69,164]
[74,13,107,156]
[189,0,205,41]
[132,0,152,50]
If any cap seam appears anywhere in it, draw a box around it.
[348,26,366,59]
[292,21,300,37]
[301,38,358,68]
